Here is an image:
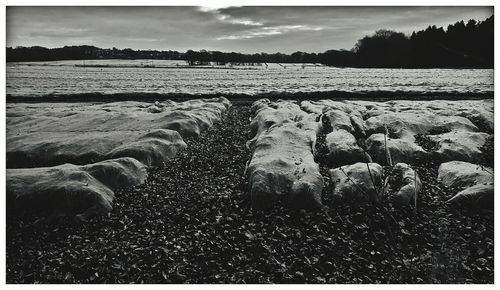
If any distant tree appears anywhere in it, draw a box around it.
[318,49,356,67]
[353,29,411,67]
[5,16,493,68]
[212,51,227,65]
[409,15,493,67]
[184,50,197,65]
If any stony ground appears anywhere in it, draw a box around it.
[6,105,494,283]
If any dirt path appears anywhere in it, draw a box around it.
[6,105,493,283]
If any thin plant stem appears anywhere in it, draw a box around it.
[384,124,393,167]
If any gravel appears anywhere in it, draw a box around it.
[6,105,493,284]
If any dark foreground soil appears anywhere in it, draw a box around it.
[6,105,493,284]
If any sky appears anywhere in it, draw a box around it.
[6,6,494,53]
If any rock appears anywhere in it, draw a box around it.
[430,131,490,163]
[365,133,427,165]
[6,157,147,222]
[391,163,421,206]
[247,122,323,210]
[329,162,384,202]
[325,129,371,167]
[438,161,493,209]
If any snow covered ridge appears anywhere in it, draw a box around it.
[246,100,324,209]
[246,99,493,210]
[438,161,493,209]
[6,97,231,221]
[7,158,147,223]
[6,97,231,167]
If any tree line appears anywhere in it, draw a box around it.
[353,16,493,68]
[6,16,493,68]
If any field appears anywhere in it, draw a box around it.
[7,62,493,97]
[6,95,494,284]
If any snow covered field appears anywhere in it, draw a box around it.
[6,60,493,96]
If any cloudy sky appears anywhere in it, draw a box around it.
[6,6,493,53]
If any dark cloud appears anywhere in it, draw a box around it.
[6,6,493,53]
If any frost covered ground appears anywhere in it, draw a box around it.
[7,97,231,221]
[7,62,493,96]
[246,98,493,210]
[6,98,494,283]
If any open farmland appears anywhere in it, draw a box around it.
[6,62,494,97]
[6,97,494,283]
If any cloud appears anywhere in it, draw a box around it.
[216,14,263,26]
[27,27,91,38]
[198,6,263,26]
[216,25,324,40]
[125,37,161,43]
[6,6,493,53]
